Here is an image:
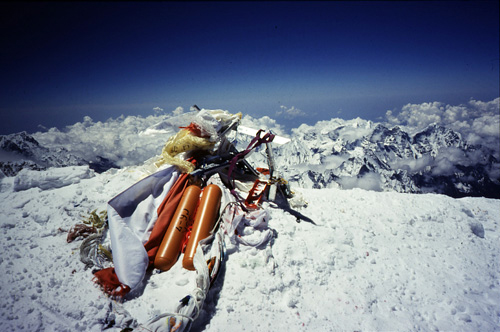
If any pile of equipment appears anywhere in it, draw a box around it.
[70,107,296,331]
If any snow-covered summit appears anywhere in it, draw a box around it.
[0,160,498,331]
[0,104,499,331]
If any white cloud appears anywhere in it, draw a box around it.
[338,172,383,192]
[430,147,466,176]
[276,105,306,119]
[390,155,433,173]
[386,101,444,128]
[386,97,500,155]
[386,98,499,133]
[33,114,178,168]
[153,106,183,116]
[172,106,184,116]
[31,108,287,170]
[152,107,164,114]
[241,114,287,136]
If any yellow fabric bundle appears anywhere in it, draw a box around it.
[155,128,215,173]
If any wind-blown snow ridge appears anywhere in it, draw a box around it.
[13,166,94,192]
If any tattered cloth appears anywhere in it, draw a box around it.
[93,166,189,297]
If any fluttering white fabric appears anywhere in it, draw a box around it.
[107,166,180,289]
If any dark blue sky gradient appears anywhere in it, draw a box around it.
[1,1,498,134]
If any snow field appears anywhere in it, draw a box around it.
[0,166,499,331]
[186,189,499,331]
[0,167,140,331]
[198,189,500,331]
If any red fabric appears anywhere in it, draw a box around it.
[93,268,131,298]
[179,122,210,138]
[94,172,190,297]
[256,167,270,175]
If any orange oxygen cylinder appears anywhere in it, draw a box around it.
[182,184,222,270]
[154,185,201,271]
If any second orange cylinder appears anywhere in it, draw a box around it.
[154,185,201,271]
[182,184,222,270]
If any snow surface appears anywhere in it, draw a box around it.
[1,161,499,331]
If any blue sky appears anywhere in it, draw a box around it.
[1,1,498,134]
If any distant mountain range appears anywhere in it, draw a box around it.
[1,116,499,199]
[261,118,499,199]
[0,131,117,176]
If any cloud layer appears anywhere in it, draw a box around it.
[276,105,307,119]
[386,98,500,156]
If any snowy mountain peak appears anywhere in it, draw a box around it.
[0,132,87,176]
[266,121,499,198]
[0,131,41,156]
